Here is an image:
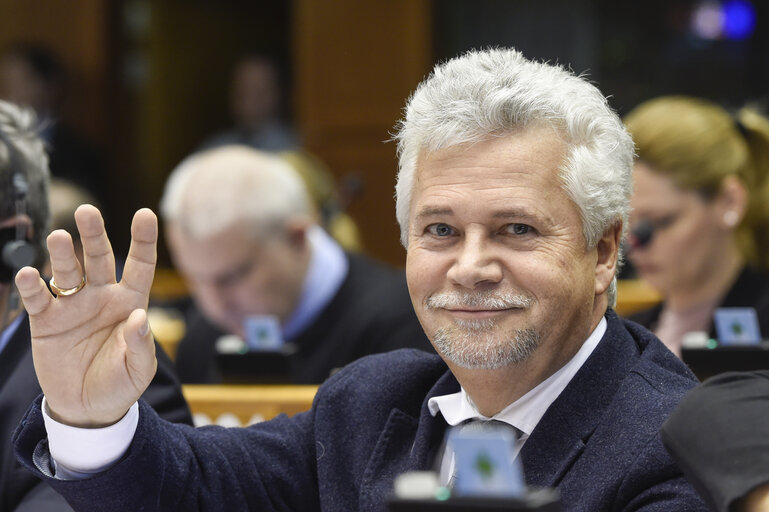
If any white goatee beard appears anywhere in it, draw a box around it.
[427,291,539,369]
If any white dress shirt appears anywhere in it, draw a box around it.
[43,318,607,480]
[42,399,139,479]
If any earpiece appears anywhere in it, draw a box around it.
[723,210,740,227]
[627,220,655,250]
[0,128,36,283]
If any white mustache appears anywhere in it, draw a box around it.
[425,292,532,310]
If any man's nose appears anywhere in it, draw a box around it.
[446,234,503,289]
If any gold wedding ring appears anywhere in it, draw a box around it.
[49,275,86,297]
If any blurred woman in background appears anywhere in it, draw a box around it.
[624,96,769,357]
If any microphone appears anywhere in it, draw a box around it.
[2,238,36,272]
[627,220,654,251]
[0,128,37,283]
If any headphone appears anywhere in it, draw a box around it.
[626,220,654,251]
[0,128,36,283]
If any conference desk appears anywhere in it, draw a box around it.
[615,279,661,317]
[182,384,318,426]
[682,345,769,381]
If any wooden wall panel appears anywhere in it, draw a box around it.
[293,0,433,266]
[0,0,110,143]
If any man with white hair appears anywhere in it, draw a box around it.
[13,48,705,511]
[160,145,430,384]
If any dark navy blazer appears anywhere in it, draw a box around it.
[13,311,707,511]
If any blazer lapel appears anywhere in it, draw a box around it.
[519,399,591,488]
[358,370,459,510]
[521,312,641,488]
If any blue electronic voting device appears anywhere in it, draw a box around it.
[244,315,284,351]
[713,307,762,345]
[447,423,524,498]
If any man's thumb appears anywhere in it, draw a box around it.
[124,308,157,387]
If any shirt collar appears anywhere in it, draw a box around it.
[281,226,348,339]
[428,316,608,436]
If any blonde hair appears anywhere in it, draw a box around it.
[624,96,769,269]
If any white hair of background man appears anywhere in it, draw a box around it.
[393,47,635,307]
[160,145,313,240]
[0,99,50,266]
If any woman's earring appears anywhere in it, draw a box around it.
[723,210,740,227]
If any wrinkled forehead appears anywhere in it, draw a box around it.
[413,126,569,190]
[415,119,567,167]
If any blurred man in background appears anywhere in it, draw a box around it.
[162,145,431,384]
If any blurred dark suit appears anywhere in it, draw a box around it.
[0,314,192,512]
[175,252,433,384]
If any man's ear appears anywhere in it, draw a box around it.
[595,221,622,296]
[283,217,311,251]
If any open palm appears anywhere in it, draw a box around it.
[15,205,158,427]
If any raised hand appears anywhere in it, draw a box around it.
[15,205,158,427]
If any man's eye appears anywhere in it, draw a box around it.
[426,223,454,237]
[506,223,532,235]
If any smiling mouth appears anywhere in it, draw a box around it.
[443,307,520,319]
